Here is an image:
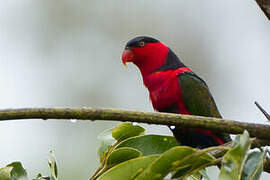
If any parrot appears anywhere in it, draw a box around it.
[121,36,231,148]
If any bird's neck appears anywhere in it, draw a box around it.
[139,48,187,90]
[142,67,192,91]
[133,44,169,76]
[136,48,186,76]
[154,48,186,72]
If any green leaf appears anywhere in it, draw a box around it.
[185,169,211,180]
[0,162,28,180]
[97,128,116,161]
[96,155,159,180]
[32,173,50,180]
[106,147,142,168]
[7,162,27,180]
[136,146,216,180]
[241,151,264,180]
[185,172,202,180]
[116,134,179,155]
[198,169,211,180]
[48,151,58,180]
[112,122,145,141]
[219,130,251,180]
[0,166,13,180]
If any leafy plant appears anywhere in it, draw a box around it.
[0,123,266,180]
[90,123,265,180]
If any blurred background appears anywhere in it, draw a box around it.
[0,0,270,179]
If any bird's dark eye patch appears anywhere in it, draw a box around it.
[139,41,146,47]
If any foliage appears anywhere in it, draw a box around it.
[0,122,266,180]
[0,151,58,180]
[90,122,265,180]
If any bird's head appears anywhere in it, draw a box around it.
[122,36,169,75]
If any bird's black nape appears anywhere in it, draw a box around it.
[126,36,159,48]
[154,48,186,72]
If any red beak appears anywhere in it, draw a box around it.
[122,49,134,66]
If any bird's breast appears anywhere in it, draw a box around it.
[144,71,182,111]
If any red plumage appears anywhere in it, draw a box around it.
[143,68,191,114]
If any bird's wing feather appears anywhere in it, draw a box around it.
[178,71,221,118]
[177,71,231,143]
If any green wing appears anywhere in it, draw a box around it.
[178,71,222,118]
[176,71,231,144]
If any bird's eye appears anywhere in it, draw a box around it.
[139,41,145,47]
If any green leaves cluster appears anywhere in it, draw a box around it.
[0,123,266,180]
[0,151,58,180]
[91,123,266,180]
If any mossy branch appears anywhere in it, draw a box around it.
[0,107,270,141]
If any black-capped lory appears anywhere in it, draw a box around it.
[121,36,231,148]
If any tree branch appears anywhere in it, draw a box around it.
[1,107,270,141]
[255,0,270,21]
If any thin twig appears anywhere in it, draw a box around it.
[255,101,270,121]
